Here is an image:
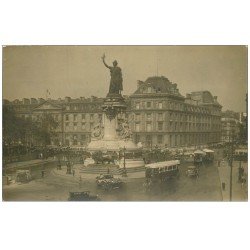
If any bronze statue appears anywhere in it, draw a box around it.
[101,53,123,94]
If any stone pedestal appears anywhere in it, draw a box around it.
[87,94,138,152]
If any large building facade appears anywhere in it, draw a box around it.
[220,110,245,143]
[128,76,222,148]
[3,76,222,148]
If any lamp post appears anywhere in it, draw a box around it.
[122,146,127,177]
[228,130,235,201]
[57,154,62,170]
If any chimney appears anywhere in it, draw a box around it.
[214,96,218,101]
[137,80,144,89]
[30,98,38,104]
[91,96,97,101]
[65,97,71,103]
[3,99,10,104]
[38,98,45,103]
[23,98,30,105]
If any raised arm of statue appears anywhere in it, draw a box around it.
[101,53,111,69]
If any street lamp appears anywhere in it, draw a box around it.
[57,154,62,170]
[122,146,127,177]
[228,130,235,201]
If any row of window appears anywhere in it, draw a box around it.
[135,133,221,145]
[22,113,103,122]
[65,113,102,122]
[65,103,101,111]
[65,122,94,131]
[135,101,162,110]
[64,134,90,146]
[139,85,179,95]
[133,112,220,123]
[134,121,221,132]
[134,100,211,114]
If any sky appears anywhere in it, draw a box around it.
[3,45,248,112]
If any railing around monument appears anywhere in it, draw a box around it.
[118,149,143,160]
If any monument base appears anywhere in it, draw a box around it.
[118,158,145,169]
[87,138,138,152]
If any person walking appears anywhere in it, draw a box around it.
[41,170,45,178]
[72,169,75,177]
[238,166,244,182]
[241,175,246,189]
[79,176,82,189]
[217,160,221,167]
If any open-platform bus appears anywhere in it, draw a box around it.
[193,150,205,166]
[234,148,247,161]
[145,160,180,182]
[203,148,215,163]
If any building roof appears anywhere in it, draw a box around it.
[132,76,184,98]
[188,91,222,107]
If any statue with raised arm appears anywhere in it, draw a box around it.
[101,53,123,95]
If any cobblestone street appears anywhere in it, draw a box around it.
[3,160,225,201]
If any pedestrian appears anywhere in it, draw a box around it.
[241,175,246,189]
[79,176,82,188]
[72,169,75,176]
[217,160,221,167]
[238,166,244,182]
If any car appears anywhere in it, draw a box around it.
[96,174,114,186]
[96,174,114,181]
[16,170,32,183]
[186,166,199,178]
[101,178,124,190]
[97,177,123,190]
[96,174,124,190]
[68,191,101,201]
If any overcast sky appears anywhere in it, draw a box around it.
[3,45,247,112]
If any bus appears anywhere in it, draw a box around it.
[145,160,180,182]
[234,148,247,161]
[203,149,215,163]
[193,150,205,166]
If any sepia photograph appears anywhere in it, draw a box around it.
[2,45,248,201]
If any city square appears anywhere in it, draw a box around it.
[2,46,248,201]
[1,3,250,250]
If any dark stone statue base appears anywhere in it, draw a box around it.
[103,93,127,110]
[106,93,123,99]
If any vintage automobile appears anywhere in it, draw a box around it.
[101,178,123,190]
[16,170,32,183]
[186,166,199,178]
[96,175,123,190]
[96,174,114,181]
[3,175,12,185]
[68,191,100,201]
